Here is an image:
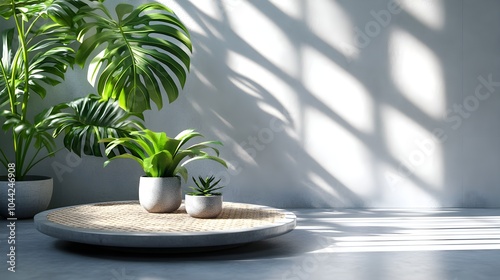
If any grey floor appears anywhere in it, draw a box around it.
[1,208,500,280]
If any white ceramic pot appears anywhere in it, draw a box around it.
[0,176,53,219]
[185,194,223,218]
[139,176,181,213]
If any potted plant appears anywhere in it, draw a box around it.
[185,176,225,219]
[0,0,79,218]
[100,129,227,213]
[0,0,192,218]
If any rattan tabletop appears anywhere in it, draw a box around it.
[34,201,297,249]
[46,201,286,233]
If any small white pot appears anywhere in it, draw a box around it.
[139,176,181,213]
[185,194,223,218]
[0,176,53,219]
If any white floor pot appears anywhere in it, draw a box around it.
[139,176,181,213]
[0,176,53,219]
[185,194,223,218]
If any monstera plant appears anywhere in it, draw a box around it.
[46,0,192,157]
[0,0,192,218]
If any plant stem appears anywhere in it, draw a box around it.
[19,133,33,176]
[24,147,62,178]
[26,14,42,38]
[0,148,8,169]
[0,63,16,115]
[16,19,30,122]
[9,0,22,177]
[10,0,34,179]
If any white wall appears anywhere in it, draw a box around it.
[3,0,500,208]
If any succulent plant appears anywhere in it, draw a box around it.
[187,176,224,196]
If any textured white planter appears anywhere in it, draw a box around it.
[139,176,181,213]
[185,194,223,218]
[0,176,53,219]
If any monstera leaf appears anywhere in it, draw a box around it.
[76,2,192,113]
[44,95,145,157]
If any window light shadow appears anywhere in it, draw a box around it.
[151,0,465,210]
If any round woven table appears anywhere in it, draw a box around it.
[34,201,296,250]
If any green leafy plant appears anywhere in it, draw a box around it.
[187,176,224,196]
[0,0,192,178]
[0,0,81,178]
[46,0,192,158]
[101,129,227,180]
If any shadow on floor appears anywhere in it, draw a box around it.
[51,228,329,262]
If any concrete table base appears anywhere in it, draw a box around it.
[34,201,296,251]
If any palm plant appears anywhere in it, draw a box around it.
[101,129,227,181]
[0,0,192,178]
[0,0,80,178]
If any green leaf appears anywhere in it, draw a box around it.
[104,153,143,168]
[1,28,13,70]
[180,154,228,169]
[44,94,144,157]
[115,4,133,21]
[143,150,172,177]
[175,166,188,182]
[75,2,192,113]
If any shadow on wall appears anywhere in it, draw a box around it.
[167,0,366,208]
[167,0,500,208]
[6,0,500,208]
